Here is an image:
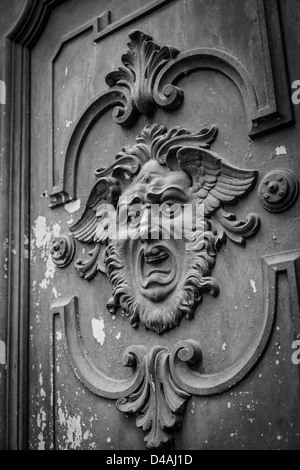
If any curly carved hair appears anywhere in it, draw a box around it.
[105,222,219,335]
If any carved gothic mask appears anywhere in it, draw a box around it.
[70,124,259,334]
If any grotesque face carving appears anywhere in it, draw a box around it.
[105,159,218,334]
[120,161,192,303]
[71,124,258,335]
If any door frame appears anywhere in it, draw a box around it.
[0,0,65,450]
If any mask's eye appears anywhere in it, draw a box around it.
[96,206,109,219]
[160,203,182,219]
[128,210,141,227]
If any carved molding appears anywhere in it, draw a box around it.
[50,1,293,206]
[49,250,300,448]
[6,0,66,46]
[50,238,294,451]
[261,250,300,343]
[170,250,300,396]
[50,296,193,448]
[50,297,146,400]
[49,88,129,207]
[94,0,175,44]
[51,0,174,61]
[102,0,292,136]
[2,0,67,451]
[49,0,175,199]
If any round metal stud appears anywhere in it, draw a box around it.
[50,234,76,268]
[259,169,299,213]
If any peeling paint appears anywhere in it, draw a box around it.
[39,373,46,398]
[37,406,47,450]
[56,391,93,450]
[65,120,73,128]
[116,332,121,340]
[52,287,58,299]
[250,279,257,294]
[32,216,52,251]
[52,223,61,238]
[65,199,81,214]
[56,330,62,341]
[92,318,105,345]
[275,146,287,156]
[37,408,46,431]
[0,341,6,365]
[38,432,45,450]
[31,216,61,290]
[58,407,66,426]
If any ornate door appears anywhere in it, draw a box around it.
[2,0,300,450]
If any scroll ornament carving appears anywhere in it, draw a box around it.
[50,25,294,207]
[116,343,201,449]
[105,30,183,126]
[52,252,283,452]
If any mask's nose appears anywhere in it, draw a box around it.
[139,205,160,240]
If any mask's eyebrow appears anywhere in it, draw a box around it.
[118,192,144,210]
[147,187,190,204]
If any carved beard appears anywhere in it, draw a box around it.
[106,227,219,335]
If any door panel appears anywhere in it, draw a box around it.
[25,0,300,450]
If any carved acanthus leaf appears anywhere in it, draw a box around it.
[117,345,194,449]
[105,30,183,125]
[214,208,260,246]
[74,244,107,280]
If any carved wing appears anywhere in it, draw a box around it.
[176,147,258,216]
[69,178,118,244]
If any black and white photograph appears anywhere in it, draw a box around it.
[0,0,299,453]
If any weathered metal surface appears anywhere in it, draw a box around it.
[1,0,300,451]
